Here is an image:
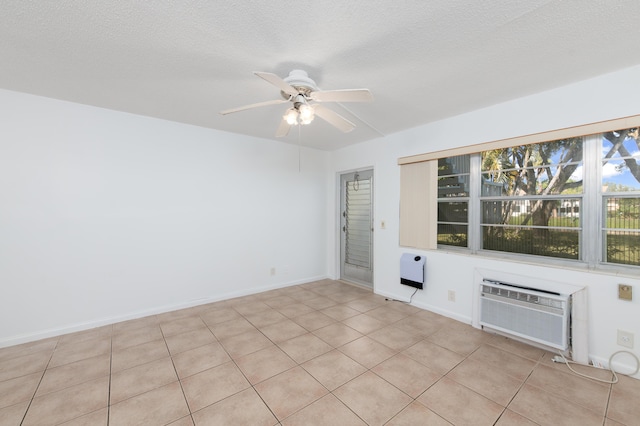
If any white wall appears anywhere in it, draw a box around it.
[0,89,330,346]
[330,65,640,377]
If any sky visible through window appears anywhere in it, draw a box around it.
[601,133,640,191]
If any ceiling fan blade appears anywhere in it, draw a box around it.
[254,72,299,97]
[313,104,356,133]
[219,98,288,115]
[309,89,373,103]
[275,119,292,137]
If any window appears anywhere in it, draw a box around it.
[430,127,640,268]
[437,156,469,247]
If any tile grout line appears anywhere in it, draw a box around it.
[19,338,60,426]
[107,329,113,426]
[160,323,196,425]
[489,345,540,425]
[603,381,613,426]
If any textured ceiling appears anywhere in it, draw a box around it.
[2,1,640,150]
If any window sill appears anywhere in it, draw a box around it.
[433,245,640,279]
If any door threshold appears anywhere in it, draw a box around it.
[339,279,373,291]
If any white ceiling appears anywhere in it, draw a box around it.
[2,1,640,151]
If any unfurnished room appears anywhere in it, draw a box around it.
[1,1,640,425]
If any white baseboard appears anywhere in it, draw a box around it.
[0,274,329,348]
[588,353,640,380]
[374,289,472,325]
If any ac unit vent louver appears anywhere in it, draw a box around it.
[480,280,570,350]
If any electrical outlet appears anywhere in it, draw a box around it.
[448,290,456,302]
[617,330,634,349]
[270,267,276,276]
[618,284,633,301]
[380,220,386,229]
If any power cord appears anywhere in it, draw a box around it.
[385,287,419,304]
[552,350,640,384]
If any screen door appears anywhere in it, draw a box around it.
[340,169,373,287]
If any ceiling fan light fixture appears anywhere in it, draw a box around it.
[298,103,314,124]
[284,108,299,125]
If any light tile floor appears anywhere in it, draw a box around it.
[1,279,638,425]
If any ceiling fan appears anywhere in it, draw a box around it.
[220,70,373,137]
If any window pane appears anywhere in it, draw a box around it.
[437,224,468,247]
[604,230,640,266]
[481,199,581,226]
[482,138,583,197]
[601,128,640,160]
[482,226,579,259]
[481,179,504,196]
[439,201,468,223]
[438,175,469,197]
[603,196,640,266]
[480,198,580,259]
[604,196,640,228]
[602,159,640,192]
[601,127,640,193]
[438,199,469,248]
[438,155,470,176]
[438,156,470,198]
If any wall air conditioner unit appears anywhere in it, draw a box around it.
[479,279,570,350]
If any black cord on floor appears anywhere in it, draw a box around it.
[408,287,418,303]
[385,287,419,304]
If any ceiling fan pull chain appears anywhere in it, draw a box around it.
[298,123,301,173]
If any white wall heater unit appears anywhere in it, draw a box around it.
[400,253,425,290]
[480,279,570,350]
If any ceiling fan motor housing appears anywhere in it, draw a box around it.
[282,69,317,97]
